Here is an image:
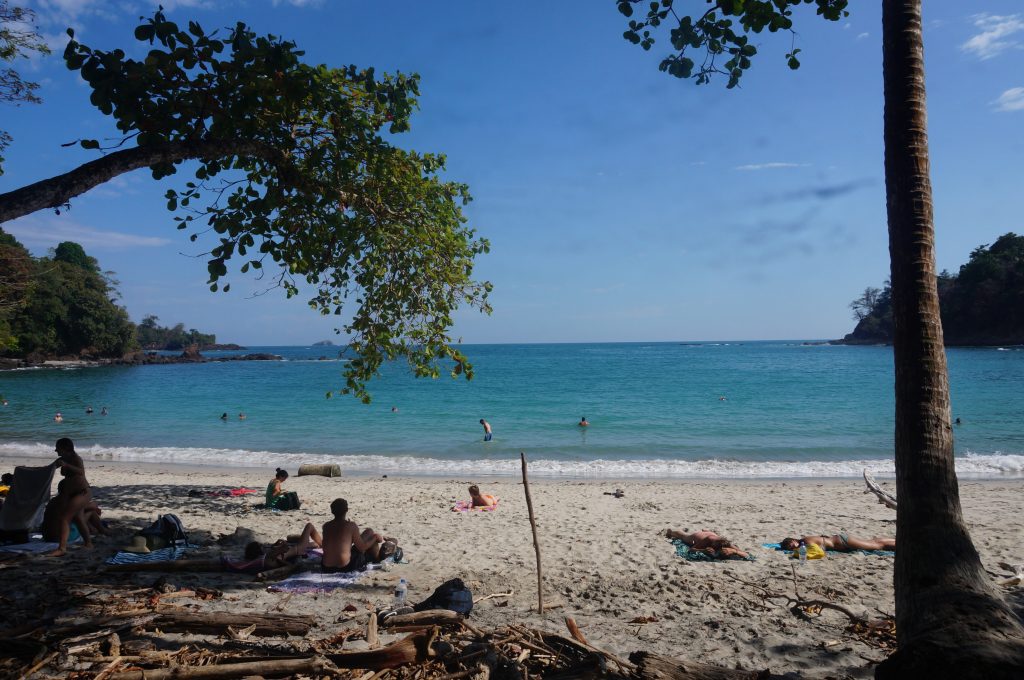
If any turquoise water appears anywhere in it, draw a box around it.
[1,342,1022,477]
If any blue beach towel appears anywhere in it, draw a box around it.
[762,543,894,557]
[672,539,754,561]
[106,544,193,565]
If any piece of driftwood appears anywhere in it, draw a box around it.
[564,617,590,646]
[473,589,514,604]
[298,463,342,477]
[630,651,779,680]
[326,628,437,669]
[255,561,304,582]
[863,470,897,510]
[381,610,465,628]
[367,612,380,649]
[520,452,544,615]
[105,559,223,573]
[107,656,323,680]
[148,612,313,637]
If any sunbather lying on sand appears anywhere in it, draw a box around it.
[665,529,749,559]
[779,533,896,552]
[237,522,323,571]
[468,485,496,508]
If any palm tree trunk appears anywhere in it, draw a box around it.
[877,1,1024,677]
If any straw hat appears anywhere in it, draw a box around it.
[121,535,150,554]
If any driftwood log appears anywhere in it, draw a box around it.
[298,463,342,477]
[147,612,313,637]
[326,628,437,669]
[107,656,323,680]
[863,470,897,510]
[381,610,465,628]
[630,651,782,680]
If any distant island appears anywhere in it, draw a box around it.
[838,232,1024,346]
[312,340,336,346]
[137,315,244,351]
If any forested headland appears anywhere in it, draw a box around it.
[842,232,1024,346]
[0,227,223,359]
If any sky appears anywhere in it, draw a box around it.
[1,1,1022,345]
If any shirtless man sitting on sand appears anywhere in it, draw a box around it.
[780,533,896,552]
[321,498,384,573]
[665,528,749,559]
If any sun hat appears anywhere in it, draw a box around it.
[121,535,151,554]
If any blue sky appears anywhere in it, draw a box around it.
[2,1,1022,345]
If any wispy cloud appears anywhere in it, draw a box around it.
[857,32,869,41]
[961,13,1024,60]
[272,0,324,6]
[756,179,874,205]
[734,162,810,171]
[992,87,1024,112]
[4,215,171,251]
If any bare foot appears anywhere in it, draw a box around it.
[48,548,67,557]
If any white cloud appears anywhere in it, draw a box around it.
[4,215,171,251]
[734,162,810,171]
[272,0,324,6]
[857,32,869,41]
[961,13,1024,60]
[992,87,1024,112]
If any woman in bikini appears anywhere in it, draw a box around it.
[665,528,749,559]
[780,533,896,552]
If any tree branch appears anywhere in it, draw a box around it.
[0,140,287,224]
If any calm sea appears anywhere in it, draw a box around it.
[1,342,1022,478]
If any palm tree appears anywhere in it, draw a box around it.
[876,2,1024,676]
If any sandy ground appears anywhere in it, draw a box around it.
[2,455,1023,678]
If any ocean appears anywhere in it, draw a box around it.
[1,342,1022,478]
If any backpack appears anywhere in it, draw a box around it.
[138,513,188,549]
[413,578,473,615]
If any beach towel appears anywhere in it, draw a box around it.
[0,464,55,538]
[268,558,392,593]
[188,487,258,498]
[0,532,82,554]
[106,544,193,565]
[452,499,499,512]
[762,543,895,557]
[672,539,754,561]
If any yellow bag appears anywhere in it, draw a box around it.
[791,543,827,560]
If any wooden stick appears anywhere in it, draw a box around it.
[473,589,514,604]
[564,617,589,646]
[107,656,323,680]
[366,612,380,649]
[520,451,544,615]
[380,610,464,628]
[21,650,58,679]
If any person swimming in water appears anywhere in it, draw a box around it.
[85,406,93,414]
[220,412,228,421]
[579,416,589,427]
[100,406,108,416]
[54,412,63,423]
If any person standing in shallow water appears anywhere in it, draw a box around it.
[479,418,492,442]
[579,416,589,427]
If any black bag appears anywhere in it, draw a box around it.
[138,513,188,548]
[413,578,473,615]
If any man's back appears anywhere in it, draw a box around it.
[321,517,359,568]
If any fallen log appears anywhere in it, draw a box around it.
[326,629,437,670]
[630,651,780,680]
[380,610,465,628]
[107,656,322,680]
[148,612,313,637]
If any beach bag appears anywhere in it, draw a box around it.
[138,513,188,549]
[273,491,301,511]
[413,578,473,615]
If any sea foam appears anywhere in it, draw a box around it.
[1,442,1021,479]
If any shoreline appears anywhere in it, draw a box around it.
[2,461,1021,678]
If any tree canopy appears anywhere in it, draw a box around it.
[0,8,490,401]
[0,230,135,357]
[845,233,1024,345]
[136,315,216,350]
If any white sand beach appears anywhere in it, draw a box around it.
[2,456,1023,678]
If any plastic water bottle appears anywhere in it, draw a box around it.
[799,542,807,563]
[394,578,408,606]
